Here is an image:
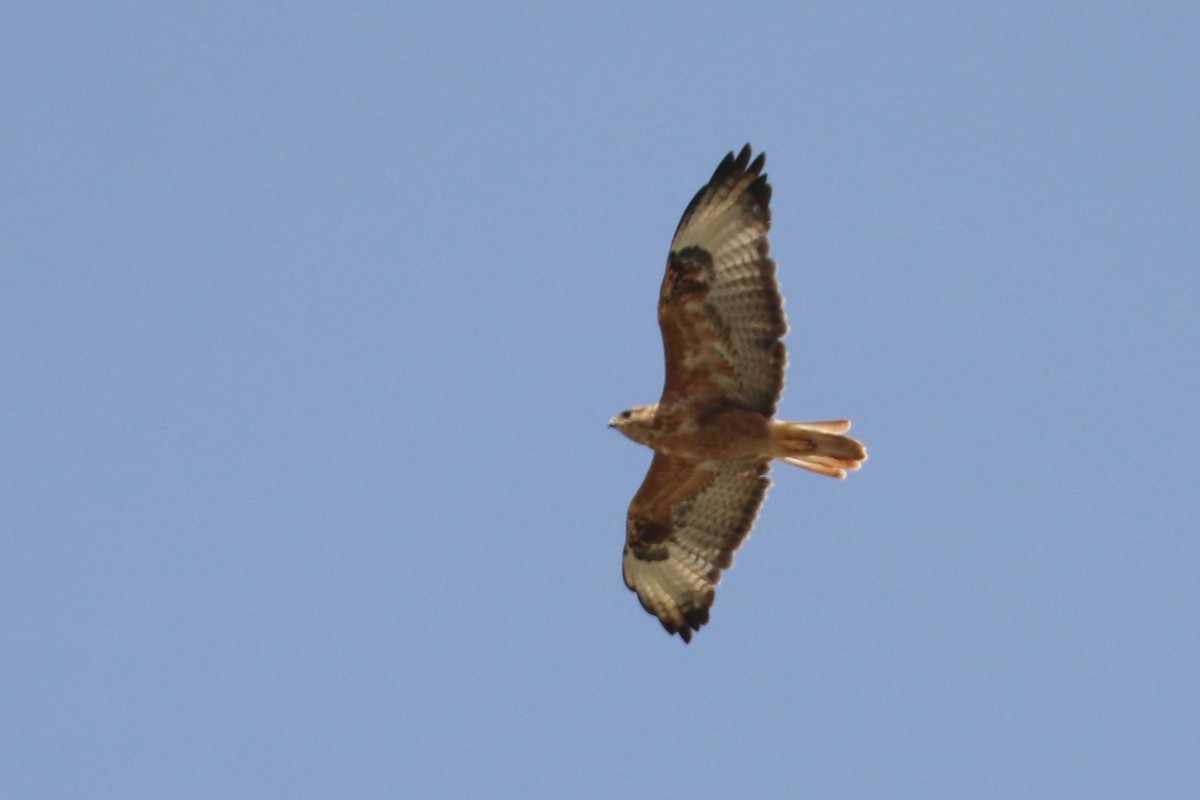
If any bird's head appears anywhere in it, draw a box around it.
[608,404,658,443]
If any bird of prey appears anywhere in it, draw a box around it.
[609,145,867,642]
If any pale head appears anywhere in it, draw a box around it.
[608,404,658,444]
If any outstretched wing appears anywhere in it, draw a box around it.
[622,453,771,642]
[657,145,787,416]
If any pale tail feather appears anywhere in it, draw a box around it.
[771,420,867,479]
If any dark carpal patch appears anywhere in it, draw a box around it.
[626,542,669,562]
[663,247,712,300]
[627,515,669,549]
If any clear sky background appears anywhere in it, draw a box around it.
[3,3,1198,798]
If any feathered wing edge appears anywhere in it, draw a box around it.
[658,145,787,415]
[622,455,771,643]
[671,145,770,249]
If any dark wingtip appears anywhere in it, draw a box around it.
[715,145,769,209]
[710,144,761,186]
[662,607,710,644]
[657,613,707,644]
[674,145,771,240]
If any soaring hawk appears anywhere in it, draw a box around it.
[609,145,867,642]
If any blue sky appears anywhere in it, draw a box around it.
[3,3,1198,797]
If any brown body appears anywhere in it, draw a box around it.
[611,146,866,642]
[616,402,861,473]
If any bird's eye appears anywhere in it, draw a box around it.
[620,410,632,419]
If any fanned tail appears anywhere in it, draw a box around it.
[770,420,867,479]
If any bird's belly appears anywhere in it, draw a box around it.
[647,407,771,461]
